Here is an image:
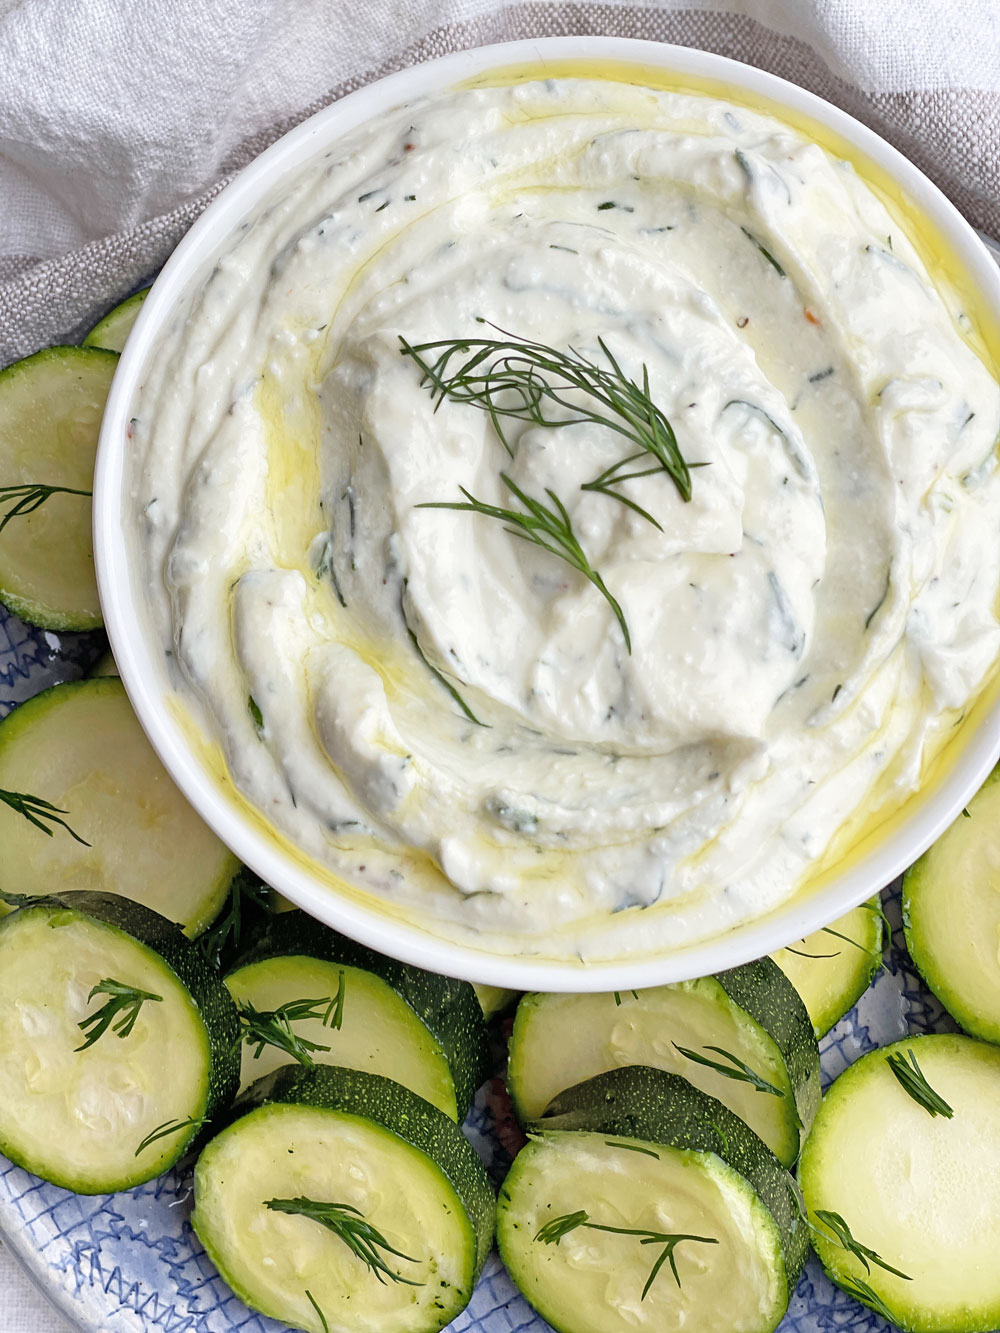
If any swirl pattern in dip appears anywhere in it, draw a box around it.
[129,76,1000,961]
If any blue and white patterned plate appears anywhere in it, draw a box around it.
[0,600,963,1333]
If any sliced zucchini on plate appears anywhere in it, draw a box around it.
[193,1064,495,1333]
[0,678,239,935]
[498,1065,807,1333]
[771,898,884,1037]
[903,768,1000,1043]
[507,959,819,1166]
[0,345,117,629]
[82,288,149,353]
[232,910,490,1119]
[799,1034,1000,1332]
[0,891,240,1192]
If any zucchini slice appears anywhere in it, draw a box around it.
[507,959,819,1167]
[498,1065,807,1333]
[193,1064,495,1333]
[232,910,489,1119]
[472,983,519,1020]
[799,1034,1000,1333]
[0,891,240,1192]
[0,678,239,936]
[771,898,884,1037]
[82,288,149,353]
[903,769,1000,1043]
[0,345,117,630]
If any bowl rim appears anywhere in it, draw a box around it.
[94,33,1000,990]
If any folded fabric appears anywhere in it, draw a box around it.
[1,0,998,365]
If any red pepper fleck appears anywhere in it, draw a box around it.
[804,308,821,325]
[403,142,415,152]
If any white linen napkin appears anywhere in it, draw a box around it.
[2,0,999,364]
[0,2,998,1329]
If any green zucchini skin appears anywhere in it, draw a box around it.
[715,957,821,1136]
[82,288,149,353]
[218,1063,495,1276]
[231,910,490,1117]
[799,1034,1000,1333]
[0,892,240,1187]
[534,1064,808,1301]
[508,959,820,1166]
[903,766,1000,1044]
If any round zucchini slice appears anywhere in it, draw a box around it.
[799,1034,1000,1332]
[0,891,240,1192]
[193,1065,495,1333]
[0,345,117,630]
[498,1065,807,1333]
[507,959,819,1167]
[903,768,1000,1043]
[771,898,884,1037]
[0,678,240,935]
[82,288,149,353]
[232,910,490,1119]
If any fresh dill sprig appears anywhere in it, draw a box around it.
[399,580,485,726]
[400,324,694,513]
[838,1275,899,1322]
[604,1140,660,1159]
[134,1115,208,1157]
[404,626,485,725]
[0,483,92,535]
[534,1209,717,1298]
[885,1049,954,1118]
[194,870,275,972]
[418,472,631,652]
[265,1197,422,1286]
[739,226,786,277]
[0,788,89,844]
[811,1210,911,1281]
[238,981,346,1068]
[305,1289,331,1333]
[76,978,163,1051]
[781,942,840,960]
[672,1043,787,1099]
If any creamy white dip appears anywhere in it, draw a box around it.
[129,76,1000,961]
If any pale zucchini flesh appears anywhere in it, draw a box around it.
[233,911,490,1118]
[903,768,1000,1044]
[771,898,883,1037]
[82,288,149,353]
[508,967,818,1167]
[498,1132,787,1333]
[0,346,117,629]
[225,955,458,1117]
[799,1034,1000,1333]
[0,678,239,935]
[0,904,213,1191]
[195,1104,474,1333]
[472,983,519,1020]
[194,1064,495,1333]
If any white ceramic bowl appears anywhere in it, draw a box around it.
[94,35,1000,990]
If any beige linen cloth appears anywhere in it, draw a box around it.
[0,0,998,1328]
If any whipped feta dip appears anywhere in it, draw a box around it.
[128,75,1000,961]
